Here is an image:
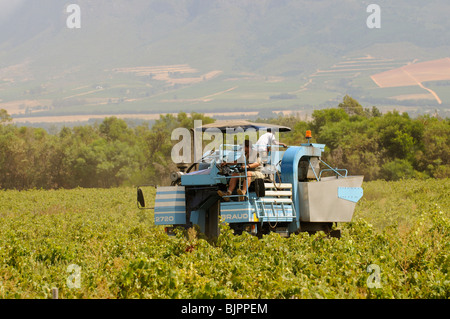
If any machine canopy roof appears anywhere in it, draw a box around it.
[197,120,291,133]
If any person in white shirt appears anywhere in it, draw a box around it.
[255,132,287,151]
[254,131,287,163]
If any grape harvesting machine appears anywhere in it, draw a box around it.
[137,120,363,238]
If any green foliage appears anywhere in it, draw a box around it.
[311,108,349,135]
[0,109,12,124]
[0,112,215,189]
[0,179,448,299]
[0,96,449,190]
[310,100,448,181]
[381,159,417,181]
[338,95,365,116]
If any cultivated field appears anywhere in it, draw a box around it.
[112,64,223,86]
[3,57,450,124]
[371,58,450,88]
[0,179,448,299]
[370,58,450,104]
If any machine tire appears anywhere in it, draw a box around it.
[254,178,265,197]
[137,188,145,208]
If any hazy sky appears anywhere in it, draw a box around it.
[0,0,26,24]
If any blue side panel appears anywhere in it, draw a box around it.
[181,163,227,186]
[220,202,257,223]
[338,187,364,203]
[154,186,186,225]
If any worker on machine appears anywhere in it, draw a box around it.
[217,140,264,201]
[254,131,287,163]
[255,130,287,150]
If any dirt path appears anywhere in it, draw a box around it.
[401,68,442,104]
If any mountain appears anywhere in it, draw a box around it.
[1,0,449,122]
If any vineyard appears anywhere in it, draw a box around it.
[0,178,448,299]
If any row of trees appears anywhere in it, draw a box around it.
[267,96,449,181]
[0,96,448,190]
[0,110,213,190]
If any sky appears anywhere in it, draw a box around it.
[0,0,26,24]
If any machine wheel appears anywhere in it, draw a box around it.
[137,188,145,208]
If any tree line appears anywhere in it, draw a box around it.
[0,96,448,190]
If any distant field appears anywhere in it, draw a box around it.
[11,111,260,124]
[111,64,223,86]
[3,57,450,123]
[371,58,450,88]
[370,58,450,104]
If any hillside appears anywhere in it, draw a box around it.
[1,0,450,123]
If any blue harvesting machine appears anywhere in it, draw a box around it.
[137,120,363,238]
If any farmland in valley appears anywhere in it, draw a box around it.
[4,55,450,128]
[370,58,450,104]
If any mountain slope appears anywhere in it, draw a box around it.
[1,0,449,120]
